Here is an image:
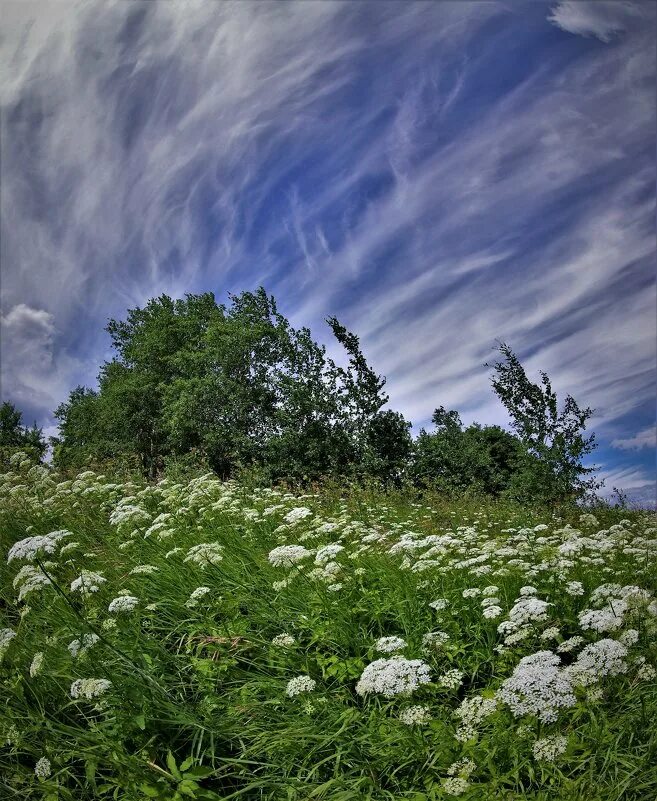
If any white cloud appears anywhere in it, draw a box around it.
[547,1,645,42]
[611,425,657,451]
[0,304,85,422]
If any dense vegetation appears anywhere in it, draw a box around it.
[1,460,655,800]
[2,287,600,506]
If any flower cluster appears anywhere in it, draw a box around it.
[356,657,431,698]
[285,675,316,697]
[268,545,312,567]
[70,678,112,699]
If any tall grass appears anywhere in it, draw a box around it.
[1,455,656,800]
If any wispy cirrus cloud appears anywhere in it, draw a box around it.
[1,1,654,496]
[612,426,657,452]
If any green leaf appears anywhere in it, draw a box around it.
[179,756,194,773]
[166,751,182,780]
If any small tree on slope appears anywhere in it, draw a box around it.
[488,343,601,504]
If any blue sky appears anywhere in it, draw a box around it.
[1,0,655,502]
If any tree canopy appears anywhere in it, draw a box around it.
[18,290,599,504]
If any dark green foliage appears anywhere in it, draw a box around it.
[488,342,600,504]
[50,294,599,503]
[0,401,47,464]
[53,289,409,484]
[412,407,524,496]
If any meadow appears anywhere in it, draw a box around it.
[1,453,656,801]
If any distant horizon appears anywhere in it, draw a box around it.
[1,1,655,504]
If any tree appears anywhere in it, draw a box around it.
[412,407,523,496]
[488,343,600,503]
[53,289,411,484]
[0,401,47,463]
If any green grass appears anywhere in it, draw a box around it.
[1,457,656,800]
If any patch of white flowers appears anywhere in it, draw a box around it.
[532,734,568,762]
[184,543,224,567]
[34,756,52,779]
[268,545,312,567]
[356,656,431,698]
[375,635,407,654]
[497,651,576,723]
[399,705,431,725]
[285,675,316,697]
[8,530,72,563]
[272,634,295,647]
[186,586,211,607]
[108,595,139,614]
[70,678,112,699]
[68,633,100,658]
[70,571,106,594]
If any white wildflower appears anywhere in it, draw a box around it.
[272,634,295,647]
[184,543,224,567]
[566,639,628,687]
[8,530,72,563]
[283,507,313,525]
[619,629,639,646]
[0,628,17,658]
[399,705,431,725]
[28,651,44,677]
[68,633,100,658]
[356,656,431,698]
[314,543,344,564]
[532,734,568,762]
[34,757,52,779]
[286,675,316,697]
[439,669,464,690]
[442,777,470,796]
[557,636,585,653]
[375,636,407,654]
[565,581,584,596]
[498,650,576,723]
[129,564,158,575]
[70,571,106,594]
[108,595,139,614]
[422,630,449,651]
[429,598,449,611]
[70,678,112,699]
[268,545,312,567]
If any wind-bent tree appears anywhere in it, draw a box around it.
[488,343,600,503]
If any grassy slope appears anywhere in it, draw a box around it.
[1,460,656,801]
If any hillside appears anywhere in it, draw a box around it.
[1,456,656,800]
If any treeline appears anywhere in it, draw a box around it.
[2,288,599,504]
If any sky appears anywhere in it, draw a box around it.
[0,0,655,504]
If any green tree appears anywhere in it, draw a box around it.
[0,401,47,463]
[53,289,410,484]
[488,342,600,503]
[412,407,523,496]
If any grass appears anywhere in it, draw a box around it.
[1,455,656,800]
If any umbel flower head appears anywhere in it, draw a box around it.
[497,650,576,723]
[34,756,52,779]
[108,595,139,614]
[356,656,431,698]
[8,530,72,563]
[285,675,316,697]
[70,678,112,699]
[268,545,312,567]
